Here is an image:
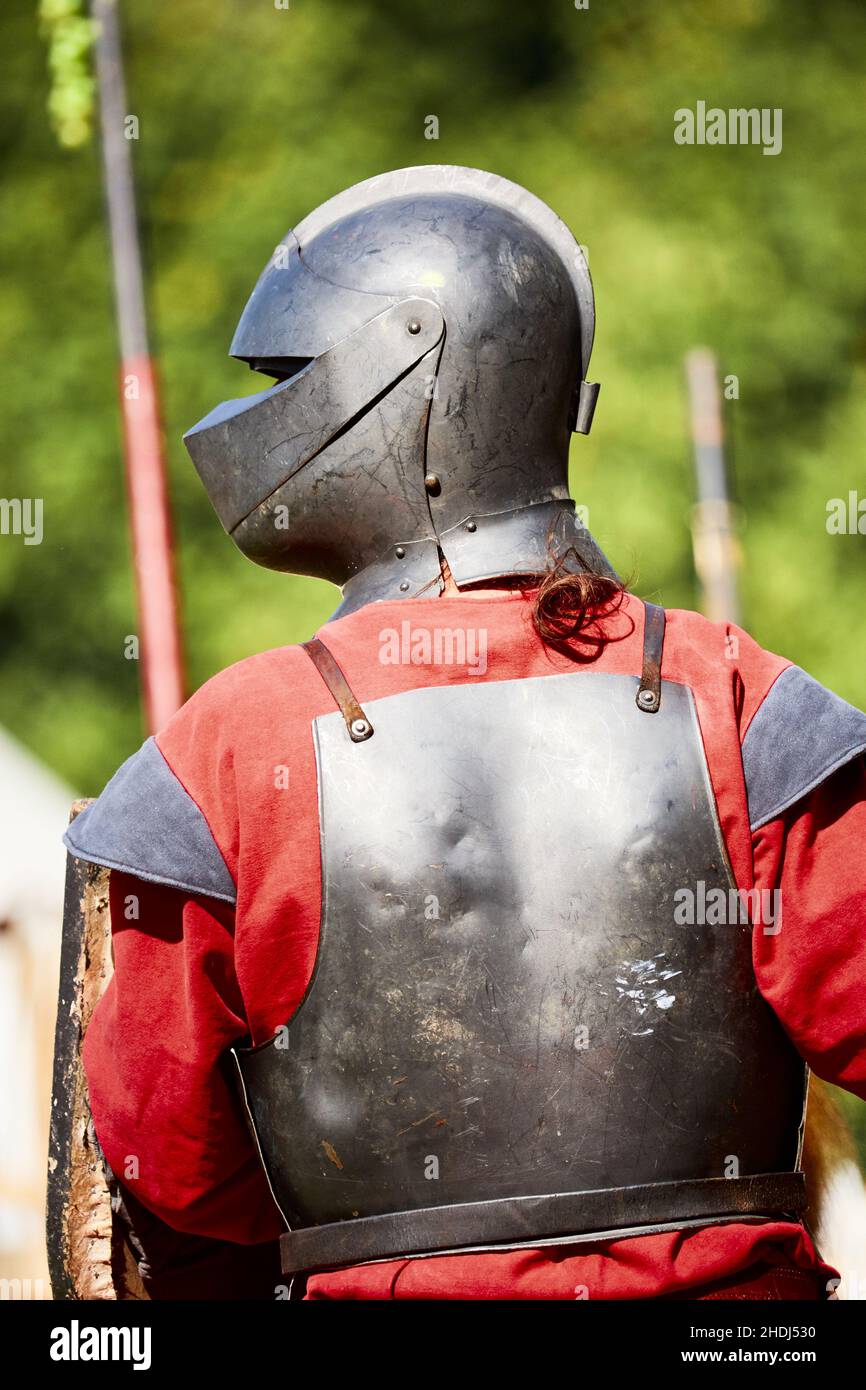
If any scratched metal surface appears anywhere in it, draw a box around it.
[185,170,617,608]
[237,671,806,1228]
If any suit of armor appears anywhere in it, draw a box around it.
[61,168,866,1299]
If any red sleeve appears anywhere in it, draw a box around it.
[752,756,866,1100]
[82,871,283,1244]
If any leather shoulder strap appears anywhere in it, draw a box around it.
[636,601,666,713]
[301,637,374,742]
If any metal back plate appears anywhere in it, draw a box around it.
[238,671,805,1228]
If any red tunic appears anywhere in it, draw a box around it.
[80,589,865,1298]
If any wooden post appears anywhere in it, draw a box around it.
[47,803,148,1300]
[685,348,742,627]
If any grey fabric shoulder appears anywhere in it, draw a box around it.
[63,736,237,904]
[742,665,866,831]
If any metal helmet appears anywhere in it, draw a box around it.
[184,165,614,614]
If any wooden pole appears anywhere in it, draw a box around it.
[91,0,184,732]
[685,348,742,627]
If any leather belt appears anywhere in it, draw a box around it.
[280,1171,807,1275]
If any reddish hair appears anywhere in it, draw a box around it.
[530,547,626,660]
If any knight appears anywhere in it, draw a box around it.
[57,165,866,1300]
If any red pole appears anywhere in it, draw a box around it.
[91,0,184,732]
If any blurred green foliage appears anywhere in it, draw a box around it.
[1,0,864,797]
[38,0,96,149]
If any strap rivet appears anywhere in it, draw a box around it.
[637,689,657,710]
[350,718,371,740]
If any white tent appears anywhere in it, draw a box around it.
[0,725,73,1293]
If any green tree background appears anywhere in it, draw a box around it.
[2,2,864,1134]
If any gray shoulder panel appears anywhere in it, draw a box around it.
[743,665,866,831]
[62,737,237,904]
